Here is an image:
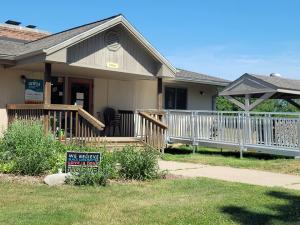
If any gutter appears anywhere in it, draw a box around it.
[174,77,230,87]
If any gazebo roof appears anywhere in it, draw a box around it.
[220,73,300,99]
[219,73,300,111]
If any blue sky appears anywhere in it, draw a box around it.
[1,0,300,80]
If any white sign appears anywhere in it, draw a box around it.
[76,92,84,100]
[25,79,44,104]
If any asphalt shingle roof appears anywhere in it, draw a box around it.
[175,69,230,86]
[0,37,26,58]
[0,14,120,58]
[250,74,300,92]
[0,15,231,86]
[19,15,120,56]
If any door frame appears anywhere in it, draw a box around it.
[67,77,94,113]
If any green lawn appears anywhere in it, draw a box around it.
[1,178,300,225]
[162,146,300,175]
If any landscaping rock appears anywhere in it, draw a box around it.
[44,173,68,186]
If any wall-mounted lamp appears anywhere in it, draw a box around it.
[200,91,205,96]
[21,75,27,84]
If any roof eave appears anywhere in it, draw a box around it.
[0,58,16,65]
[277,88,300,96]
[15,49,46,60]
[175,77,230,86]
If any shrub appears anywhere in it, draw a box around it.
[66,168,108,186]
[65,149,117,186]
[0,120,64,175]
[117,146,161,180]
[100,150,118,179]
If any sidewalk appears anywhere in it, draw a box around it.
[159,160,300,191]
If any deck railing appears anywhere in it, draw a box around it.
[9,105,298,156]
[6,104,168,150]
[162,110,300,157]
[134,111,168,151]
[7,104,105,144]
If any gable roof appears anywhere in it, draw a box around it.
[18,14,119,56]
[220,73,300,98]
[175,69,230,86]
[0,15,120,59]
[0,14,177,75]
[13,14,177,75]
[251,74,300,91]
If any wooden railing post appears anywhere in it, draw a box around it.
[44,63,52,105]
[43,109,49,134]
[137,111,168,151]
[6,104,105,144]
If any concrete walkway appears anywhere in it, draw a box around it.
[159,160,300,191]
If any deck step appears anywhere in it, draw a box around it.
[85,137,145,149]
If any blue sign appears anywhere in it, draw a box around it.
[66,151,101,173]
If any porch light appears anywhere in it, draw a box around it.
[200,91,205,96]
[21,75,27,84]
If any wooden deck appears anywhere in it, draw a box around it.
[6,104,168,151]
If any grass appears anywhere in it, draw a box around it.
[162,145,300,175]
[1,178,300,225]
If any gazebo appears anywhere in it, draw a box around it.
[219,73,300,111]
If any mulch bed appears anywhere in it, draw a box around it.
[0,173,43,184]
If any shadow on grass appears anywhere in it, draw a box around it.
[165,146,289,160]
[221,191,300,225]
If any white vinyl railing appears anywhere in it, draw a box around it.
[135,110,300,157]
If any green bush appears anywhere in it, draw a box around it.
[66,145,162,185]
[66,168,108,186]
[0,120,64,175]
[117,146,161,180]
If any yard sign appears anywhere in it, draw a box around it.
[66,151,101,173]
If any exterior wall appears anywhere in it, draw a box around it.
[0,68,43,135]
[163,81,218,110]
[93,78,157,118]
[93,78,218,119]
[0,67,218,135]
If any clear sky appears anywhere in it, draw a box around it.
[1,0,300,80]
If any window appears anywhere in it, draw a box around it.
[165,87,187,109]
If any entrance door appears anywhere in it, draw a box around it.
[68,78,93,113]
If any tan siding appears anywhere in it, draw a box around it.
[93,78,157,119]
[163,82,218,110]
[0,68,43,135]
[134,80,157,109]
[66,25,159,76]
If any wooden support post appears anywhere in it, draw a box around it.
[245,94,250,112]
[286,99,300,110]
[44,63,51,105]
[157,77,163,110]
[43,110,49,134]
